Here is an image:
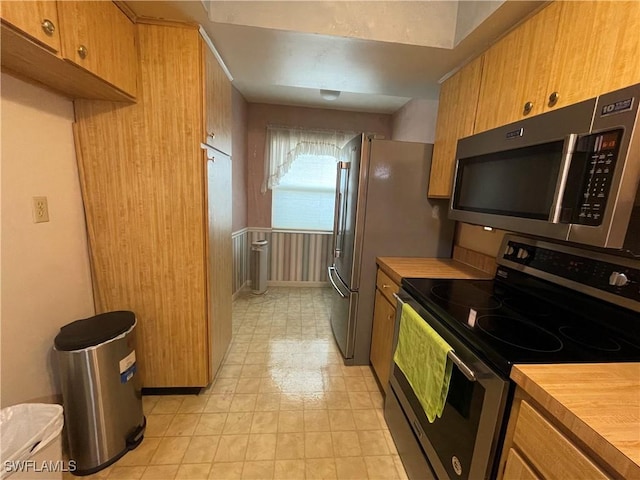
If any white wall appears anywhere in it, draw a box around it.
[455,1,505,46]
[1,74,95,407]
[391,98,439,143]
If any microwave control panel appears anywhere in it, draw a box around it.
[502,240,640,303]
[569,129,623,226]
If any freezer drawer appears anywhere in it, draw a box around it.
[328,265,357,359]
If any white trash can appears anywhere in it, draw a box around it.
[251,239,268,294]
[0,404,64,479]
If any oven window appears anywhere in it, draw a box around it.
[447,367,476,419]
[453,140,564,220]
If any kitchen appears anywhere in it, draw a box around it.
[1,1,639,479]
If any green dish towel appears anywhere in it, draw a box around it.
[393,303,453,423]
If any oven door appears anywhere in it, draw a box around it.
[386,289,509,480]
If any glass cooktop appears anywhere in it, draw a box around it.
[401,273,640,377]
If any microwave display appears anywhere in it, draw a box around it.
[453,141,564,220]
[600,132,618,150]
[561,129,623,226]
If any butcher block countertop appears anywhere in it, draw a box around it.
[511,363,640,478]
[376,256,493,285]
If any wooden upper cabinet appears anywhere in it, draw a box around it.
[475,3,560,133]
[428,55,483,198]
[0,0,61,53]
[203,43,232,156]
[546,1,640,111]
[57,1,137,97]
[476,1,640,130]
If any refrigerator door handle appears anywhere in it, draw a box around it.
[327,266,346,298]
[332,165,343,258]
[332,161,350,259]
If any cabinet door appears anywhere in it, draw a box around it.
[0,0,61,53]
[57,1,137,96]
[370,289,397,393]
[429,55,483,198]
[204,43,232,156]
[546,1,639,112]
[206,154,233,380]
[475,3,560,133]
[513,401,610,480]
[599,1,640,93]
[502,449,540,480]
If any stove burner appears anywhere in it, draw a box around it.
[558,326,622,352]
[431,284,501,310]
[477,315,563,353]
[502,297,552,317]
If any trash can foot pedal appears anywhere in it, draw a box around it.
[126,417,146,450]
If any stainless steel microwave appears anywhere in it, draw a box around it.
[449,83,640,254]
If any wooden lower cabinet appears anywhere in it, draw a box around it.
[370,267,402,393]
[499,390,612,480]
[370,289,397,393]
[74,22,231,388]
[503,449,540,480]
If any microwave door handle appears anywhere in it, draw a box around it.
[392,293,477,382]
[550,133,579,223]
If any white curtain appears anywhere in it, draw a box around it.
[261,126,356,193]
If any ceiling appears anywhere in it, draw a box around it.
[126,1,544,114]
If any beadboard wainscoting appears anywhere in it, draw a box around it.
[232,228,249,296]
[232,229,333,294]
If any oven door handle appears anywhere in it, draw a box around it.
[393,293,477,382]
[447,351,477,382]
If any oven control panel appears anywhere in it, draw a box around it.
[501,240,640,304]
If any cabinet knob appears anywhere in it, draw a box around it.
[41,19,56,36]
[548,91,560,107]
[382,284,390,289]
[523,101,534,115]
[77,45,88,59]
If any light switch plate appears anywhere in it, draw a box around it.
[32,196,50,223]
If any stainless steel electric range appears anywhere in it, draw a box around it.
[385,234,640,480]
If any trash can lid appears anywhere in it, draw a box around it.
[54,311,135,351]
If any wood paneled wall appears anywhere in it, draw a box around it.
[74,24,210,387]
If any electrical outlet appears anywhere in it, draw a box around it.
[32,196,50,223]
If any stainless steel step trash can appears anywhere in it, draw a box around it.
[251,239,268,294]
[54,311,145,476]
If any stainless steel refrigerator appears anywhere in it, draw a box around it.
[328,134,455,365]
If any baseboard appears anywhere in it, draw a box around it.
[232,281,249,300]
[266,280,330,288]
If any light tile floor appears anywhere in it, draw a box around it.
[69,287,407,480]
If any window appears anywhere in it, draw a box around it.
[263,126,355,232]
[272,154,337,231]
